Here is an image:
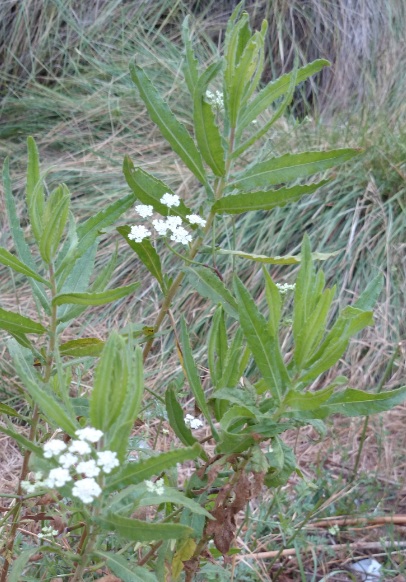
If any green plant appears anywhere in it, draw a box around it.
[1,5,405,580]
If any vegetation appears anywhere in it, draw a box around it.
[0,1,405,579]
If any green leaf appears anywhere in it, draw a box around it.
[353,273,384,311]
[56,193,136,278]
[59,338,104,358]
[284,386,335,411]
[129,62,206,184]
[231,149,360,191]
[7,340,78,435]
[53,282,139,307]
[26,136,45,244]
[207,306,228,386]
[39,184,70,264]
[0,247,51,287]
[0,403,21,418]
[95,552,158,582]
[182,16,199,96]
[105,444,202,494]
[0,423,43,456]
[185,266,238,318]
[9,547,45,582]
[233,276,289,401]
[98,513,193,542]
[90,332,129,433]
[213,247,338,264]
[263,268,282,338]
[165,387,199,448]
[238,59,330,130]
[212,181,328,214]
[0,308,46,335]
[3,157,50,314]
[180,317,218,438]
[123,158,193,219]
[194,62,226,176]
[118,226,164,290]
[324,386,406,417]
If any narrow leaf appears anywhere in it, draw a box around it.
[186,266,238,318]
[130,62,206,184]
[0,308,46,335]
[0,423,42,456]
[98,513,193,542]
[231,149,360,191]
[213,247,338,264]
[165,387,199,448]
[26,136,45,243]
[182,16,199,96]
[194,62,226,176]
[0,248,50,287]
[39,184,70,264]
[96,552,158,582]
[53,282,139,307]
[354,273,384,311]
[213,181,328,214]
[105,444,202,493]
[59,338,104,358]
[118,225,164,290]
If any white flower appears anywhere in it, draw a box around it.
[59,452,78,469]
[135,204,153,218]
[128,225,152,243]
[275,283,296,295]
[184,414,204,430]
[170,226,192,245]
[43,440,67,459]
[71,478,102,504]
[21,481,37,494]
[165,216,182,231]
[38,526,58,538]
[160,193,180,208]
[68,440,92,455]
[152,219,169,236]
[76,459,100,478]
[45,468,72,488]
[206,90,224,111]
[145,478,164,496]
[76,427,104,443]
[96,450,120,474]
[186,214,206,227]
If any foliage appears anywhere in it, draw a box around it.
[0,5,404,581]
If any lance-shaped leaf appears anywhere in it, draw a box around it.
[165,386,199,448]
[0,308,46,336]
[233,276,290,401]
[53,282,139,307]
[180,317,218,439]
[182,15,199,96]
[0,248,50,287]
[59,338,104,358]
[3,158,50,314]
[213,181,328,214]
[105,444,202,494]
[130,62,206,184]
[0,423,43,456]
[207,306,228,386]
[231,149,360,191]
[7,339,78,434]
[56,193,136,278]
[194,62,226,176]
[26,136,45,243]
[353,273,384,311]
[0,403,21,418]
[95,552,158,582]
[186,266,238,318]
[212,248,338,264]
[238,59,330,130]
[39,184,70,264]
[123,158,192,219]
[118,225,164,290]
[98,513,193,542]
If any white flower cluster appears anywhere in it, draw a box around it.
[37,525,59,539]
[22,427,119,505]
[145,478,164,496]
[184,414,204,430]
[276,283,296,295]
[205,89,224,112]
[128,194,206,246]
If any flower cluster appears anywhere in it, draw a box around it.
[276,283,296,295]
[22,427,119,504]
[145,478,164,496]
[128,194,206,246]
[205,89,224,112]
[184,414,204,430]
